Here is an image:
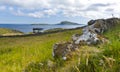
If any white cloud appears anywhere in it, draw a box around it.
[43,9,58,16]
[8,7,14,11]
[14,10,25,16]
[0,0,51,9]
[28,11,44,18]
[0,5,6,11]
[0,0,120,19]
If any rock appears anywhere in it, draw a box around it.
[73,18,120,45]
[74,29,100,45]
[52,42,78,60]
[87,18,120,34]
[72,34,81,42]
[88,20,96,25]
[52,17,120,60]
[47,60,56,68]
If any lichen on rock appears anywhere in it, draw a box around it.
[52,42,79,60]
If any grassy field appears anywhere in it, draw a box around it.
[0,22,120,72]
[0,28,23,36]
[0,28,82,72]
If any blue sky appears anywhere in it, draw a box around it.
[0,0,120,24]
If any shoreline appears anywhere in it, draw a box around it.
[0,25,87,38]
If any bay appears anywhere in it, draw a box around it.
[0,24,85,33]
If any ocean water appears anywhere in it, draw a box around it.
[0,24,85,33]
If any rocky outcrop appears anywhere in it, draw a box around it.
[52,42,79,60]
[73,18,119,45]
[53,18,120,60]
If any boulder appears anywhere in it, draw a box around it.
[74,29,100,45]
[72,34,81,42]
[52,42,78,60]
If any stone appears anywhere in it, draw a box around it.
[72,34,81,42]
[52,42,78,60]
[73,18,120,45]
[88,20,96,25]
[47,60,55,68]
[74,29,100,45]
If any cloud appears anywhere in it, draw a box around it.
[0,0,120,19]
[85,3,112,11]
[10,8,58,18]
[0,5,6,11]
[105,8,114,12]
[0,0,51,9]
[28,12,44,18]
[91,3,111,7]
[8,7,14,11]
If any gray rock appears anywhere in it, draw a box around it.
[72,34,81,42]
[88,20,96,25]
[73,18,120,45]
[74,29,100,45]
[52,42,78,60]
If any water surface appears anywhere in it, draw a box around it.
[0,24,85,33]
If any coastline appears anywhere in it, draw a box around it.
[0,25,87,38]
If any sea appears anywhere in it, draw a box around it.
[0,24,85,33]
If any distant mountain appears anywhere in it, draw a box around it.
[57,21,81,25]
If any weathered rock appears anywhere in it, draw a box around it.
[52,17,120,60]
[73,18,120,45]
[52,42,78,60]
[74,29,100,45]
[87,18,120,34]
[47,60,56,68]
[88,20,96,25]
[72,34,81,42]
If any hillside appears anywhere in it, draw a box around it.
[0,28,23,36]
[0,18,120,72]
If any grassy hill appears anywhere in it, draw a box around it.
[0,28,23,36]
[0,21,120,72]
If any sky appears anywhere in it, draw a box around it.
[0,0,120,24]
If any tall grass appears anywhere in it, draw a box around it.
[0,22,120,72]
[69,22,120,72]
[0,29,82,72]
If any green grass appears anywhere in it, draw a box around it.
[0,29,82,72]
[0,28,23,36]
[70,22,120,72]
[0,22,120,72]
[44,28,65,32]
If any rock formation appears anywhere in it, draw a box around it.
[74,18,120,44]
[53,18,120,60]
[52,42,79,60]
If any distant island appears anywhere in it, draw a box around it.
[57,21,81,25]
[31,21,82,25]
[31,23,49,25]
